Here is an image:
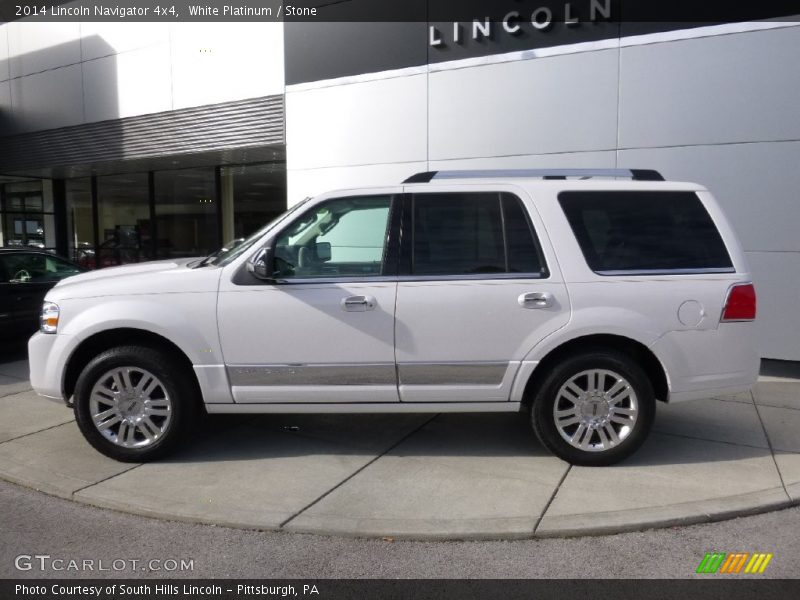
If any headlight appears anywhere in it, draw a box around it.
[40,302,60,334]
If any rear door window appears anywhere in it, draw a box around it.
[410,192,548,277]
[558,191,733,274]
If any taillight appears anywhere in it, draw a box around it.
[721,283,756,322]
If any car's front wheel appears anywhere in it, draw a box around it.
[74,345,196,462]
[531,350,655,466]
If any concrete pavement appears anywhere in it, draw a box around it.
[0,355,798,540]
[4,477,800,579]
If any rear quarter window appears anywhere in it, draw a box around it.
[558,191,734,274]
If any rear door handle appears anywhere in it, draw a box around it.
[341,295,376,312]
[518,292,553,309]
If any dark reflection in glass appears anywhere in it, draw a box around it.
[154,168,218,259]
[62,161,287,268]
[0,180,55,251]
[66,178,95,267]
[97,173,151,267]
[229,163,287,239]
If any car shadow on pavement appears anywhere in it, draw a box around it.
[166,409,770,468]
[170,411,554,463]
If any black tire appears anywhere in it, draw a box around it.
[74,345,197,462]
[531,350,655,466]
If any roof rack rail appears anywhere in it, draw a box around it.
[402,168,664,183]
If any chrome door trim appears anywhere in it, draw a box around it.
[227,362,511,387]
[227,363,396,386]
[206,401,522,414]
[398,362,508,386]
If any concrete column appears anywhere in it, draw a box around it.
[50,179,68,258]
[220,166,235,243]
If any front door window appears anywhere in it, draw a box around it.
[273,196,392,279]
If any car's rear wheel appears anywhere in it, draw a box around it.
[531,350,655,466]
[74,345,196,462]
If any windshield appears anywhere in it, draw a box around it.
[206,198,312,266]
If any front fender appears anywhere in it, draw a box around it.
[59,294,223,366]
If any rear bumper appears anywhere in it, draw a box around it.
[28,331,70,404]
[651,323,759,403]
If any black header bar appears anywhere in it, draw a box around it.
[2,579,800,600]
[1,0,799,23]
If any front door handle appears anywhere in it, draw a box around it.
[518,292,553,309]
[341,295,376,312]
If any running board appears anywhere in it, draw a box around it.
[205,402,522,414]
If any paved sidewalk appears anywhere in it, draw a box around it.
[0,356,798,539]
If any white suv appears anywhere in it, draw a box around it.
[28,169,759,466]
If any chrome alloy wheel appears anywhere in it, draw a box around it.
[89,367,172,448]
[553,369,638,453]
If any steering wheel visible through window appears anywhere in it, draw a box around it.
[11,269,32,283]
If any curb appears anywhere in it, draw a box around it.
[0,468,796,541]
[534,487,796,538]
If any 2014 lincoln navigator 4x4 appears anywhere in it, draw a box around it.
[28,169,759,466]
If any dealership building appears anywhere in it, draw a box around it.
[0,6,799,360]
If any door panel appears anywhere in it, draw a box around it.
[395,189,570,402]
[395,279,569,401]
[218,282,398,403]
[217,192,400,404]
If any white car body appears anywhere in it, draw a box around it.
[28,175,759,417]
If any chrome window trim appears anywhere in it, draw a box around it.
[594,267,736,276]
[397,273,546,283]
[266,272,547,286]
[268,276,397,285]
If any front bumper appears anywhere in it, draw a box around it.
[28,331,71,404]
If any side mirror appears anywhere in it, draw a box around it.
[316,241,332,262]
[247,247,275,281]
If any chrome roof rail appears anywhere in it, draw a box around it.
[403,168,664,183]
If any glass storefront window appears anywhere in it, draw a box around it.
[0,180,55,251]
[58,161,286,269]
[97,174,151,267]
[154,168,218,259]
[66,178,95,267]
[229,163,287,240]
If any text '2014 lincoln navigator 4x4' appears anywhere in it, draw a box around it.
[28,169,759,466]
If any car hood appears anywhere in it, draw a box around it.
[48,258,221,300]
